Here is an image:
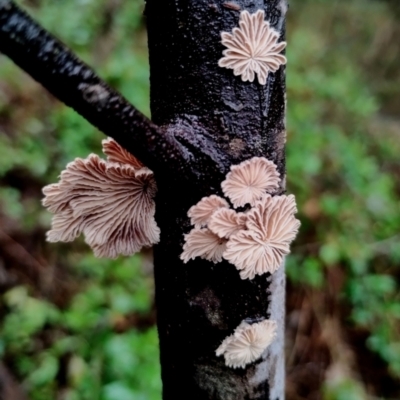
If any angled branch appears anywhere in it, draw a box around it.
[0,0,189,178]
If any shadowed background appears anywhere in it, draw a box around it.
[0,0,399,399]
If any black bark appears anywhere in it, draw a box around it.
[0,0,288,398]
[147,1,287,399]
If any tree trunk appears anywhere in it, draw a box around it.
[0,0,288,398]
[147,1,287,398]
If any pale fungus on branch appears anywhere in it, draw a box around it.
[221,157,281,208]
[42,138,160,258]
[224,194,300,279]
[208,208,247,239]
[187,195,229,228]
[180,228,228,264]
[216,319,277,368]
[218,10,287,85]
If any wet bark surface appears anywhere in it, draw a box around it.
[147,1,288,398]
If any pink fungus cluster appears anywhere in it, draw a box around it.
[180,157,300,280]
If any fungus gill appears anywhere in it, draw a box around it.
[216,319,277,368]
[218,10,287,85]
[42,138,160,258]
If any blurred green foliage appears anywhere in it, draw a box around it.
[0,0,399,399]
[0,257,160,400]
[287,1,400,385]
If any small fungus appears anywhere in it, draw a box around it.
[42,139,160,258]
[218,10,287,85]
[187,195,229,228]
[221,157,280,208]
[208,208,247,239]
[224,194,300,279]
[216,319,277,368]
[180,228,228,264]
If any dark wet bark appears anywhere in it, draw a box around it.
[148,1,287,399]
[0,0,288,398]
